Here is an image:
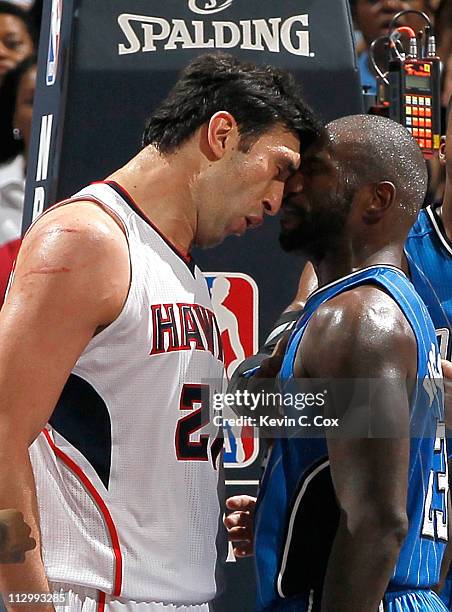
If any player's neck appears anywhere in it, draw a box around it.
[312,247,351,288]
[107,147,198,255]
[313,245,404,288]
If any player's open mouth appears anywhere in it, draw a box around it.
[245,216,263,229]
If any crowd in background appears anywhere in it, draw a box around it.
[0,0,451,305]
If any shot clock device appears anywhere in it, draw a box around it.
[369,10,441,158]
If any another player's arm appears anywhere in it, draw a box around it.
[0,509,36,564]
[297,287,415,612]
[0,203,130,608]
[257,261,319,376]
[235,261,319,383]
[284,260,318,313]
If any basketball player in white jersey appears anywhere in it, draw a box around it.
[0,53,323,611]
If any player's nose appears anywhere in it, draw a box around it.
[263,182,285,216]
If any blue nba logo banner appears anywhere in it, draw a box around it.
[205,272,259,468]
[46,0,62,86]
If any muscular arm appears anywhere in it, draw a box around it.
[297,286,416,612]
[283,261,318,313]
[0,203,129,607]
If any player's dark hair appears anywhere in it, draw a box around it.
[142,53,324,154]
[0,54,37,164]
[0,1,37,45]
[327,115,428,221]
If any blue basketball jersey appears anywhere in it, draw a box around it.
[405,206,452,608]
[254,265,447,612]
[405,204,452,361]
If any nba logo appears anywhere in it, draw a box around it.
[205,272,259,468]
[46,0,62,86]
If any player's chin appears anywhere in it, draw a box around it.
[224,218,248,239]
[194,227,228,249]
[279,218,303,250]
[278,230,299,253]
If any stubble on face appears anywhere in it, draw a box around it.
[279,153,353,261]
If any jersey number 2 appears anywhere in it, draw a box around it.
[175,384,222,466]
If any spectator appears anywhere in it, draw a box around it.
[0,55,36,304]
[0,1,35,87]
[436,0,452,62]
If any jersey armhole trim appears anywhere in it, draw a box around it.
[426,205,452,257]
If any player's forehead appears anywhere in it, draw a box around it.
[301,137,338,170]
[251,125,300,163]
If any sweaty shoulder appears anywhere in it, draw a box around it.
[297,284,417,379]
[9,201,130,327]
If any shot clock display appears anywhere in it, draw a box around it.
[369,9,441,159]
[389,58,441,157]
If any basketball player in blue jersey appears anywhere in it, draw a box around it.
[405,98,452,606]
[229,115,448,611]
[240,98,452,606]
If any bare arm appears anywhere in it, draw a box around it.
[0,203,129,607]
[227,262,318,414]
[284,261,318,313]
[297,286,416,612]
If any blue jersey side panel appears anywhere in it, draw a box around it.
[254,265,447,612]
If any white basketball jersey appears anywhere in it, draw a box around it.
[29,181,225,604]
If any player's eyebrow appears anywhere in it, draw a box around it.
[279,152,300,177]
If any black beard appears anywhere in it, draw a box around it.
[279,195,351,260]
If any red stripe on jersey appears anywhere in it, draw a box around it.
[97,591,106,611]
[42,428,123,596]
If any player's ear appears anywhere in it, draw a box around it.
[439,136,446,167]
[362,181,395,223]
[206,112,238,160]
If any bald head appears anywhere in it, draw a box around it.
[327,115,428,224]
